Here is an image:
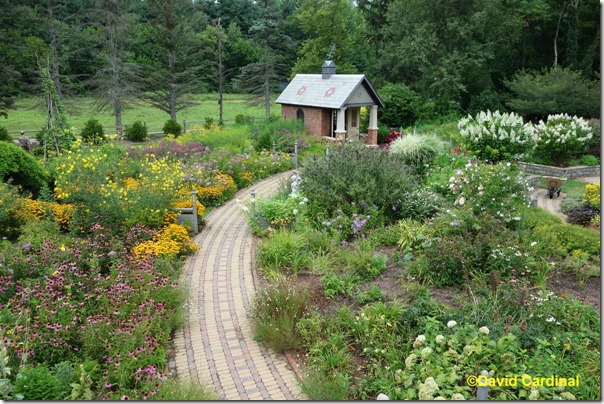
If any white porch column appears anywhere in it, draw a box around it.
[368,105,378,130]
[366,105,379,146]
[335,107,347,141]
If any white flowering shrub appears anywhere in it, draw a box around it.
[457,110,533,162]
[531,114,593,166]
[449,161,532,222]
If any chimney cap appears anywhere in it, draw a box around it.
[322,60,335,67]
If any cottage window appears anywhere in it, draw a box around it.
[296,109,305,123]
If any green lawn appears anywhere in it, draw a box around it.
[1,93,280,136]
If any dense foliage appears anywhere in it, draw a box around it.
[0,0,599,125]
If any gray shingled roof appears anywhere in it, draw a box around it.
[276,74,385,109]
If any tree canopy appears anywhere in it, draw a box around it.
[0,0,599,122]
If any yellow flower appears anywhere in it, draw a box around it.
[60,244,66,252]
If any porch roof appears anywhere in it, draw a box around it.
[276,74,385,109]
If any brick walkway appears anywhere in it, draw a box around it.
[171,171,304,400]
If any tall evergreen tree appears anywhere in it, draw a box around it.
[140,0,208,121]
[89,0,143,133]
[236,0,291,116]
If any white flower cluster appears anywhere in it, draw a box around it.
[458,110,532,145]
[413,334,427,348]
[532,113,592,147]
[418,377,440,400]
[478,326,490,335]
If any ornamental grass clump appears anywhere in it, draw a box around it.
[251,276,310,352]
[457,110,533,162]
[388,134,443,174]
[531,113,593,166]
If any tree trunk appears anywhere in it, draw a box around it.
[553,1,566,67]
[264,44,270,117]
[115,96,122,133]
[169,49,177,121]
[217,21,223,124]
[48,0,62,98]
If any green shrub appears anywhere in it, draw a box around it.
[579,154,600,166]
[0,182,23,239]
[0,141,48,195]
[300,142,417,222]
[388,134,443,174]
[396,188,443,219]
[14,365,64,400]
[251,276,310,352]
[322,271,358,297]
[0,127,10,142]
[162,119,182,137]
[531,114,593,166]
[80,118,106,145]
[254,131,272,152]
[203,117,214,129]
[234,114,254,126]
[377,83,424,128]
[457,110,533,162]
[534,223,600,256]
[125,121,147,142]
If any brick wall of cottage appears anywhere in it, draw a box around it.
[281,105,332,137]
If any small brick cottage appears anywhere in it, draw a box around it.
[276,61,384,145]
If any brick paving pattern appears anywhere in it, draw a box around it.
[172,171,304,400]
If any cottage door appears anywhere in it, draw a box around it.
[347,108,360,141]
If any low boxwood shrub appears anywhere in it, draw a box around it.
[0,141,48,195]
[125,120,147,142]
[162,119,182,137]
[0,126,10,142]
[80,118,106,145]
[519,207,563,229]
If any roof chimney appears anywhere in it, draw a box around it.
[322,60,336,79]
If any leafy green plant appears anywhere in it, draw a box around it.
[256,230,309,274]
[0,127,10,142]
[125,120,148,142]
[533,223,600,256]
[322,271,358,298]
[162,119,182,137]
[449,161,531,222]
[0,141,48,195]
[80,118,106,145]
[300,141,417,222]
[300,370,350,400]
[578,154,599,166]
[14,364,64,400]
[395,218,435,250]
[357,285,384,304]
[251,276,310,352]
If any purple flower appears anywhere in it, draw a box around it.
[392,206,397,211]
[22,243,31,250]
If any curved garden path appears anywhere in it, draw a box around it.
[170,170,304,400]
[529,176,600,220]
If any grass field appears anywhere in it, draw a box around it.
[1,93,280,135]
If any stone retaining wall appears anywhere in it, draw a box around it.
[518,162,600,179]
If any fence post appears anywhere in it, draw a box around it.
[476,370,489,400]
[326,143,330,157]
[191,188,199,234]
[413,126,416,135]
[293,140,298,169]
[272,140,276,154]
